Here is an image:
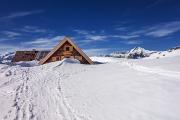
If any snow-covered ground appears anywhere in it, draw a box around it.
[0,50,180,120]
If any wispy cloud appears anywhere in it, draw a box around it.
[74,29,142,45]
[130,21,180,38]
[0,38,10,42]
[145,21,180,37]
[114,27,128,31]
[73,29,89,35]
[2,31,21,38]
[23,36,64,49]
[0,31,21,42]
[123,40,142,45]
[112,35,139,40]
[21,26,47,33]
[0,25,52,42]
[74,29,108,42]
[0,10,44,20]
[85,35,107,41]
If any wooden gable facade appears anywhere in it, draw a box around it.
[39,37,93,65]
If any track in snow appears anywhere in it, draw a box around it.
[9,65,90,120]
[13,68,35,120]
[121,61,180,79]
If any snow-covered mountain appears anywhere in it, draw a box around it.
[109,46,180,59]
[109,47,155,59]
[0,52,15,64]
[126,47,155,59]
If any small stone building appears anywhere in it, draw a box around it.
[12,50,39,62]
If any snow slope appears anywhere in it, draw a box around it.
[0,52,14,64]
[0,53,180,120]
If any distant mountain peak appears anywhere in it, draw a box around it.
[109,47,155,59]
[127,47,153,59]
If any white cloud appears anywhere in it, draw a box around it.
[23,36,64,49]
[114,27,128,31]
[0,31,21,41]
[130,21,180,38]
[25,38,50,44]
[74,29,108,42]
[130,30,145,35]
[86,35,107,41]
[2,31,21,38]
[0,38,10,42]
[112,35,139,40]
[146,29,173,37]
[21,26,47,33]
[124,40,142,45]
[73,29,89,35]
[0,10,44,20]
[74,29,141,43]
[145,21,180,37]
[25,36,64,44]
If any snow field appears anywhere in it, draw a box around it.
[0,53,180,120]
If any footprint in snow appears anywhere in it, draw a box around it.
[5,70,12,77]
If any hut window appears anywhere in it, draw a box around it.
[61,56,64,60]
[64,46,73,52]
[56,57,59,61]
[70,46,73,51]
[66,47,70,51]
[52,57,56,61]
[75,56,82,60]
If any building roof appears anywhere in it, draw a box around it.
[39,37,94,65]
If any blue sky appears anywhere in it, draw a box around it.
[0,0,180,55]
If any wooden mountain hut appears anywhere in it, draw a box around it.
[39,37,93,65]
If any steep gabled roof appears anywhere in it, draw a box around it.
[39,37,94,65]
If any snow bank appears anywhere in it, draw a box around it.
[15,60,39,67]
[60,58,80,65]
[91,56,120,63]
